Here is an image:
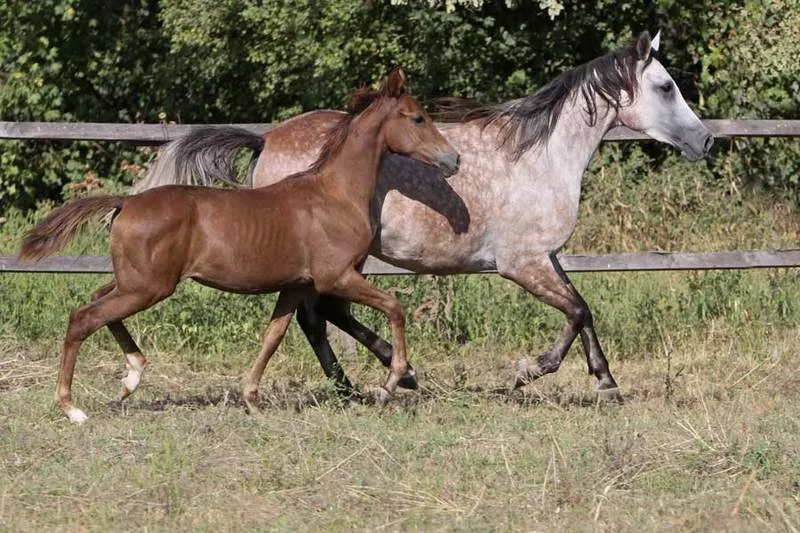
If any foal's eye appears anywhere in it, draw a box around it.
[412,115,425,125]
[660,81,673,93]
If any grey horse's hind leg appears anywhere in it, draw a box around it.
[296,295,359,398]
[501,254,621,402]
[315,295,418,390]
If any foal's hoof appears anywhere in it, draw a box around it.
[513,359,543,389]
[597,386,624,405]
[64,406,88,425]
[243,391,262,414]
[371,387,392,407]
[119,372,141,400]
[398,368,419,390]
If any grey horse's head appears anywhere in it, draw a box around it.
[617,31,714,161]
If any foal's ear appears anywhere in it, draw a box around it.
[635,31,652,61]
[381,67,407,98]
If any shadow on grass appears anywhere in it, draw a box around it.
[112,376,629,416]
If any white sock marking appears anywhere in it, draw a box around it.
[65,406,88,425]
[121,352,146,396]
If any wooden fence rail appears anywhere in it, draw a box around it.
[2,250,799,275]
[1,119,800,143]
[1,119,798,275]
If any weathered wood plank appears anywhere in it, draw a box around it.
[3,250,799,275]
[603,120,800,141]
[0,122,271,143]
[2,120,799,143]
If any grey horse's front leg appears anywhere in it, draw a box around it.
[315,295,418,390]
[296,295,360,399]
[501,254,621,402]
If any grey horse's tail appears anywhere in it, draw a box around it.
[131,127,265,193]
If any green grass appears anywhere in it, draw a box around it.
[1,326,798,531]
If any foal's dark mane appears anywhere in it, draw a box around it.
[307,87,384,174]
[434,40,650,160]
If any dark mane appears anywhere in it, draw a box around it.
[307,87,382,174]
[433,40,648,160]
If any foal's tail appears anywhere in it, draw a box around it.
[131,127,265,193]
[18,196,126,262]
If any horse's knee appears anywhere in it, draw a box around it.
[385,299,405,328]
[66,308,95,343]
[568,302,593,330]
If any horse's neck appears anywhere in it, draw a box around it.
[512,95,617,205]
[322,107,387,208]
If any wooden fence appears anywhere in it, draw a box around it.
[1,119,799,275]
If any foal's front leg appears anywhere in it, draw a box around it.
[242,290,304,413]
[325,269,409,404]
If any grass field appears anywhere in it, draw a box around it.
[1,146,799,531]
[1,323,799,532]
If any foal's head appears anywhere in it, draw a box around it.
[348,68,460,176]
[617,31,714,161]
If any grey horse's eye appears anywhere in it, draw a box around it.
[660,81,673,93]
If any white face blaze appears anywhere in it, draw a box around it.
[618,36,713,162]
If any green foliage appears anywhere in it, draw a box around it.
[0,0,167,210]
[1,0,798,211]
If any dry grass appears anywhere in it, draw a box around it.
[1,323,798,532]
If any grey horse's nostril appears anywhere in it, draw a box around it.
[703,133,714,153]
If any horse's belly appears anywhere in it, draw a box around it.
[186,249,312,294]
[373,221,495,273]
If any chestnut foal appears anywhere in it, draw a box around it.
[19,68,460,424]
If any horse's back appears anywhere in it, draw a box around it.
[255,110,345,187]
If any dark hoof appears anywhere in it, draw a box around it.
[597,386,624,405]
[342,389,366,405]
[398,368,418,390]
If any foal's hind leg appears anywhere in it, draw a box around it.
[500,254,620,400]
[242,291,304,413]
[90,282,148,399]
[315,295,418,390]
[325,270,408,405]
[58,285,170,424]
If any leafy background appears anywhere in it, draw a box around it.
[0,0,798,211]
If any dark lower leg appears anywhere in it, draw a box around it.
[318,296,393,365]
[579,327,618,390]
[327,271,408,400]
[549,257,619,392]
[296,298,356,397]
[550,256,621,390]
[503,259,588,388]
[316,296,418,390]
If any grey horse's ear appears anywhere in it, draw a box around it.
[651,30,661,52]
[635,31,652,61]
